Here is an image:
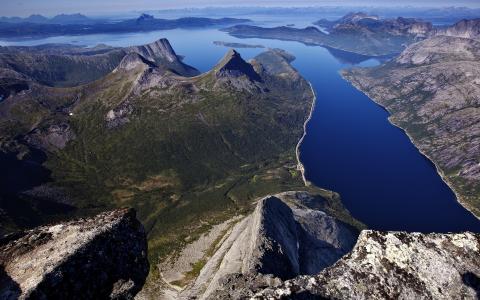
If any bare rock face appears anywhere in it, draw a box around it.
[128,39,179,64]
[215,49,261,81]
[180,192,359,299]
[212,49,263,92]
[257,231,480,299]
[435,18,480,41]
[395,35,480,65]
[0,208,149,299]
[115,53,156,72]
[127,39,199,77]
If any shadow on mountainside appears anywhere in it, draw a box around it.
[463,272,480,298]
[0,266,20,299]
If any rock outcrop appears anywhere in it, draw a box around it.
[0,208,149,299]
[180,191,359,299]
[257,230,480,299]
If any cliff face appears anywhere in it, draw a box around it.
[0,208,149,299]
[127,39,199,76]
[177,192,480,300]
[257,231,480,299]
[435,19,480,41]
[180,191,359,299]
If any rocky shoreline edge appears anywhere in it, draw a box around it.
[341,73,480,221]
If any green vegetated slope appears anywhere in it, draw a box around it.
[0,41,360,268]
[0,38,199,88]
[342,35,480,217]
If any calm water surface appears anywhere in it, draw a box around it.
[2,28,480,232]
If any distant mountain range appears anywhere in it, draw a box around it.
[224,12,478,56]
[0,13,97,25]
[315,12,432,36]
[0,14,250,38]
[223,12,430,56]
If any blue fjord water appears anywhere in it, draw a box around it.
[2,28,479,232]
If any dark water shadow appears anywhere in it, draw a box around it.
[323,46,373,65]
[323,45,396,65]
[0,146,75,231]
[0,266,20,299]
[462,272,480,298]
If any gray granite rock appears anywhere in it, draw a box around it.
[0,208,149,300]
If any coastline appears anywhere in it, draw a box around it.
[295,81,317,187]
[342,73,480,221]
[225,33,394,57]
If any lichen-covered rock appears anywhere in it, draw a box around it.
[0,208,149,299]
[257,230,480,299]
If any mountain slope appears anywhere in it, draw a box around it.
[0,39,199,87]
[180,192,359,299]
[435,18,480,40]
[0,41,359,287]
[342,34,480,217]
[224,12,432,56]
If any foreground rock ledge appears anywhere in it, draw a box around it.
[0,208,149,299]
[257,230,480,299]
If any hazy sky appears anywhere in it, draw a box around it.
[4,0,480,17]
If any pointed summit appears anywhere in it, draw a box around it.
[127,38,199,77]
[214,49,261,81]
[128,38,178,63]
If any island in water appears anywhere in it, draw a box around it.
[213,40,265,48]
[223,12,432,56]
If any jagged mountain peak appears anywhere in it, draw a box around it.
[127,38,200,76]
[214,49,261,81]
[128,38,178,63]
[216,49,242,66]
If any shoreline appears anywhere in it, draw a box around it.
[296,81,317,187]
[342,73,480,221]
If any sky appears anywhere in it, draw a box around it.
[3,0,480,17]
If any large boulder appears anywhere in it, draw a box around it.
[0,208,149,299]
[258,230,480,299]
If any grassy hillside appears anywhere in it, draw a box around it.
[0,44,361,273]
